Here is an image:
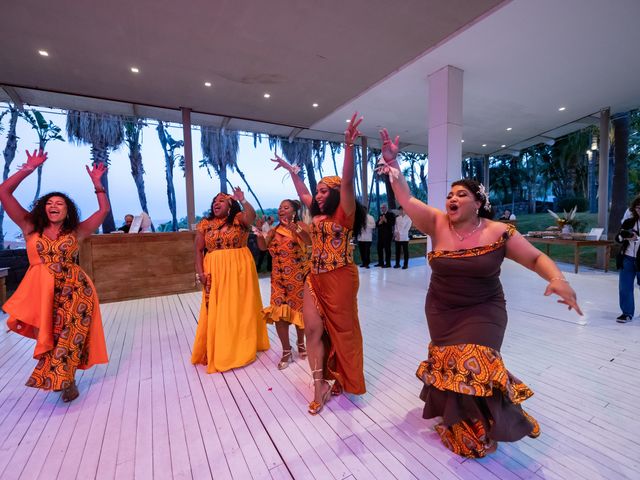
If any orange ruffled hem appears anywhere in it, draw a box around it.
[262,303,305,329]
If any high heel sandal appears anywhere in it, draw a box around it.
[308,369,331,415]
[61,381,79,403]
[297,342,307,360]
[277,349,293,370]
[331,381,343,396]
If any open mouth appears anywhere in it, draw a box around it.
[448,204,459,212]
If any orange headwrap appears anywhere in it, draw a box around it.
[215,192,233,202]
[319,176,341,190]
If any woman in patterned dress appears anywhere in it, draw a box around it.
[256,199,311,370]
[1,149,110,403]
[272,113,367,415]
[191,188,270,373]
[377,129,583,458]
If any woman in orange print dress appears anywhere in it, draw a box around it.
[256,199,311,370]
[191,187,269,373]
[272,113,367,415]
[377,128,583,458]
[0,149,110,403]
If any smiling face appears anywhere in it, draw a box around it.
[212,195,231,218]
[45,196,68,225]
[278,200,296,222]
[446,185,481,222]
[315,183,331,212]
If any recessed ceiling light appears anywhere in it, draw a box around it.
[558,107,566,111]
[346,119,351,123]
[501,144,506,148]
[312,103,319,108]
[461,139,465,143]
[131,67,140,73]
[38,50,49,57]
[204,82,212,87]
[263,93,271,98]
[482,144,487,147]
[506,127,512,131]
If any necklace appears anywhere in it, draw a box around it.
[449,217,482,241]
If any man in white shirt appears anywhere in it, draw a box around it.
[357,211,376,268]
[394,206,412,269]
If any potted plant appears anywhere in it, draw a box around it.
[547,206,579,236]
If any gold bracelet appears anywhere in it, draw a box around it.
[95,187,106,194]
[549,276,568,283]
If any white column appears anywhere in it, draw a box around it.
[181,108,196,230]
[427,66,463,211]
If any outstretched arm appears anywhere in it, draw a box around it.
[340,112,362,217]
[378,129,444,237]
[0,149,47,232]
[271,154,313,209]
[232,186,256,227]
[505,233,583,315]
[76,163,111,240]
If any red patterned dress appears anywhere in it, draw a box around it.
[417,224,539,458]
[262,226,309,328]
[306,206,365,394]
[4,233,108,391]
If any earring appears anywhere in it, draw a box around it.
[475,209,479,215]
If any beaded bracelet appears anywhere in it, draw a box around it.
[95,187,106,194]
[548,277,569,283]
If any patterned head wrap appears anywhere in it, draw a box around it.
[319,176,341,190]
[215,192,233,203]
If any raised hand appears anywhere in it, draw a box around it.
[232,186,245,203]
[379,128,400,164]
[544,280,583,315]
[345,112,363,145]
[23,149,48,171]
[271,153,294,172]
[86,162,107,184]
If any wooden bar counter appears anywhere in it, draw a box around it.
[79,232,198,303]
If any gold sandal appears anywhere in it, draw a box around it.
[308,369,331,415]
[297,342,307,360]
[277,349,293,370]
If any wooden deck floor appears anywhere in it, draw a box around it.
[1,258,638,480]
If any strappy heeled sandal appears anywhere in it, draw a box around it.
[297,342,307,360]
[331,381,343,396]
[61,381,79,403]
[277,349,293,370]
[308,369,331,415]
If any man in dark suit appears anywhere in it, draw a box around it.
[375,203,395,268]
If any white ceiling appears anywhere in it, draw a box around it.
[1,0,639,156]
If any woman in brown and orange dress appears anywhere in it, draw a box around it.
[377,128,583,458]
[191,187,270,373]
[0,149,110,403]
[256,199,311,369]
[272,113,367,415]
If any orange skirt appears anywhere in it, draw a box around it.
[307,264,365,394]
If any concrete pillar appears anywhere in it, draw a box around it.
[596,107,610,267]
[427,65,463,212]
[181,108,196,230]
[361,136,368,207]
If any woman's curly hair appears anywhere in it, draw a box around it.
[28,192,80,236]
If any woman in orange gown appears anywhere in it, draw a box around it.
[272,113,367,414]
[0,149,110,402]
[256,199,311,369]
[191,188,269,373]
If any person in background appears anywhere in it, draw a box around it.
[118,214,134,232]
[499,209,516,221]
[357,209,376,268]
[0,149,110,403]
[394,206,412,269]
[614,195,640,323]
[375,203,395,267]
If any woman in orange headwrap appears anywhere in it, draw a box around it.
[272,113,367,414]
[191,187,269,373]
[1,149,110,403]
[256,199,311,370]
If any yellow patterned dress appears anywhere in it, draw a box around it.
[417,224,539,458]
[306,206,365,394]
[191,214,269,373]
[3,233,108,391]
[262,226,309,328]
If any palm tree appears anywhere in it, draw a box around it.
[328,141,342,176]
[157,121,184,231]
[0,105,21,248]
[200,127,238,194]
[270,137,318,193]
[124,118,152,223]
[66,110,124,233]
[21,110,65,202]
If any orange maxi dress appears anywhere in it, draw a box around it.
[191,215,269,373]
[3,232,108,391]
[307,206,365,394]
[262,225,309,328]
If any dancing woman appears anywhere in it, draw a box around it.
[272,113,367,414]
[191,188,270,373]
[1,150,110,402]
[377,129,582,457]
[256,199,311,369]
